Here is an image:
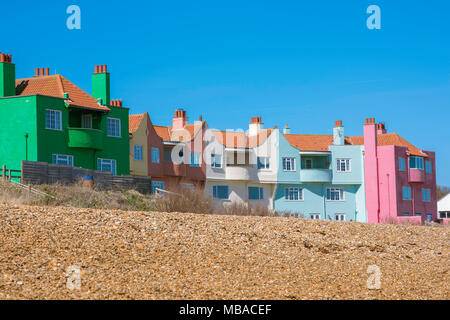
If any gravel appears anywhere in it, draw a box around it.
[0,203,448,299]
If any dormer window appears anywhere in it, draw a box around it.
[409,156,424,170]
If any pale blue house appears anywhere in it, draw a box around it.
[273,121,367,222]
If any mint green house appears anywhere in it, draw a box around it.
[0,53,129,175]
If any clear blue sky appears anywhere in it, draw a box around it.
[1,1,449,185]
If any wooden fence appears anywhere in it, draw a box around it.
[15,161,152,194]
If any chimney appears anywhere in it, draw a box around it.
[333,120,344,145]
[0,52,15,97]
[92,64,110,106]
[172,108,188,130]
[249,116,263,136]
[363,117,380,223]
[110,100,123,107]
[283,124,291,134]
[376,122,387,134]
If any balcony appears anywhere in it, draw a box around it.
[163,162,186,177]
[300,169,332,183]
[408,169,424,183]
[225,165,251,180]
[68,128,103,150]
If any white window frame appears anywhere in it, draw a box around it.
[212,185,229,200]
[399,157,406,171]
[335,213,346,221]
[45,109,62,131]
[282,157,296,172]
[81,114,93,129]
[409,156,424,170]
[326,188,345,201]
[52,154,74,166]
[248,186,264,200]
[107,117,121,137]
[439,211,450,219]
[402,187,412,200]
[310,214,320,220]
[284,187,303,201]
[211,154,222,168]
[151,148,160,163]
[97,158,117,175]
[257,156,270,170]
[134,145,143,161]
[336,159,351,172]
[190,152,201,167]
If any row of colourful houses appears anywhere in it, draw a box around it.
[0,53,438,224]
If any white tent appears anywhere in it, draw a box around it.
[437,193,450,219]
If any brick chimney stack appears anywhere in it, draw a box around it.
[172,108,188,130]
[376,122,387,134]
[249,116,263,136]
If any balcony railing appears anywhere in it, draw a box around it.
[163,162,186,177]
[68,127,103,150]
[408,169,424,183]
[225,165,252,180]
[300,169,332,183]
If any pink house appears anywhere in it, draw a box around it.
[358,118,437,225]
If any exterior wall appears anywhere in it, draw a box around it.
[0,94,129,175]
[0,61,16,97]
[129,117,148,176]
[277,132,300,184]
[0,96,39,170]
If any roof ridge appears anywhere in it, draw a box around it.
[56,74,64,97]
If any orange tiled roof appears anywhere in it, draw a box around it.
[212,129,273,148]
[284,132,427,157]
[129,114,145,133]
[154,121,206,143]
[349,133,427,157]
[284,134,353,152]
[15,75,110,111]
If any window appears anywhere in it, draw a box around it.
[151,148,160,163]
[282,157,296,171]
[81,114,92,129]
[335,214,346,221]
[422,188,431,202]
[439,211,450,219]
[426,214,433,222]
[134,145,143,161]
[45,109,62,130]
[152,181,165,194]
[212,185,229,200]
[289,213,300,218]
[425,161,432,174]
[248,187,264,200]
[181,183,194,191]
[284,187,303,201]
[399,157,406,171]
[402,212,410,216]
[107,118,121,137]
[336,159,351,172]
[409,156,424,170]
[211,154,222,168]
[415,212,422,217]
[52,154,73,166]
[257,156,270,170]
[310,214,320,220]
[190,152,200,167]
[305,158,313,169]
[402,187,412,200]
[326,188,344,201]
[97,158,117,175]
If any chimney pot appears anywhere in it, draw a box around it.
[35,68,40,77]
[335,120,343,127]
[45,68,49,76]
[40,68,45,76]
[103,65,107,73]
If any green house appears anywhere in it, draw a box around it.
[0,53,129,175]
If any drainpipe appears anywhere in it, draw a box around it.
[24,133,29,161]
[387,173,391,220]
[411,183,415,217]
[322,183,326,220]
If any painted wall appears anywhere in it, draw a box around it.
[129,116,148,176]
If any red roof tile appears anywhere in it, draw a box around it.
[154,121,206,143]
[129,114,145,133]
[15,75,110,111]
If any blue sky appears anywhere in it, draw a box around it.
[1,0,449,184]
